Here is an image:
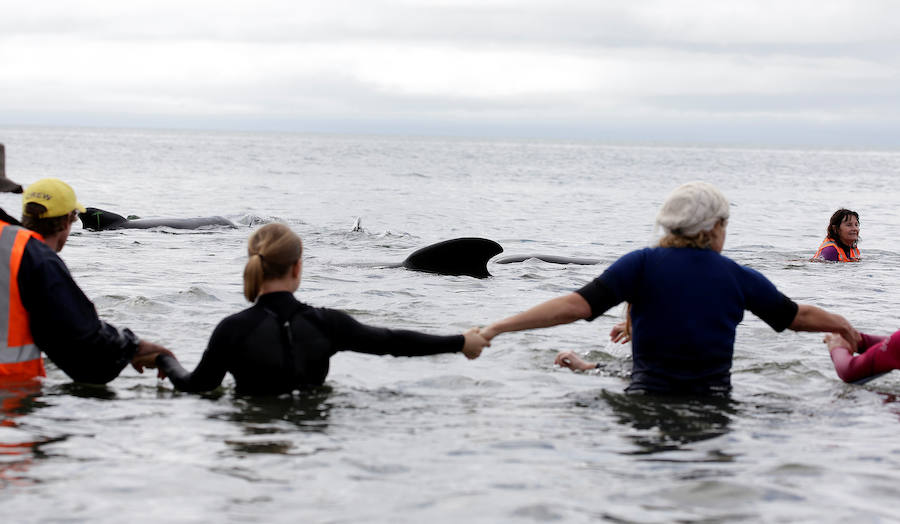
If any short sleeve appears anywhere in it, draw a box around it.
[574,249,644,320]
[740,266,799,332]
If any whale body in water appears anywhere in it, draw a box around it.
[79,207,237,231]
[392,238,599,278]
[77,207,596,279]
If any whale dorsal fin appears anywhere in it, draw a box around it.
[402,237,502,278]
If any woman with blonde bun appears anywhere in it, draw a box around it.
[148,223,487,395]
[479,182,859,395]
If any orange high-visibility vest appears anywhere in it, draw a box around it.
[814,237,861,262]
[0,221,44,380]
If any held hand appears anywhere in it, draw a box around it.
[824,333,852,353]
[477,324,500,343]
[554,350,597,372]
[131,351,157,371]
[462,328,488,360]
[609,321,631,344]
[833,317,860,353]
[131,340,174,376]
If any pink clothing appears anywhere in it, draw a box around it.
[830,332,900,384]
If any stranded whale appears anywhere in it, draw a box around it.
[390,238,600,278]
[79,207,237,231]
[395,237,503,278]
[77,207,595,278]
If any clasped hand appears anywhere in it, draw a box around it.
[462,328,489,359]
[131,340,175,378]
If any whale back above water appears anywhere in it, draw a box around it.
[79,207,237,231]
[77,207,592,278]
[401,237,503,278]
[494,254,601,265]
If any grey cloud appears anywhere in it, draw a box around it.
[4,2,897,50]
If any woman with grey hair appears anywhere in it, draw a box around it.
[479,181,859,395]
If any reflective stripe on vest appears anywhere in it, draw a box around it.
[0,222,44,379]
[814,238,861,262]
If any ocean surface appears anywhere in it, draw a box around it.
[1,126,900,523]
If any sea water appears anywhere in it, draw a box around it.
[1,126,900,522]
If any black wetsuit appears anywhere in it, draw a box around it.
[0,208,140,384]
[157,291,464,395]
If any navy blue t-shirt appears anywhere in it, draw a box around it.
[576,247,798,394]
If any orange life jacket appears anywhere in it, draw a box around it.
[0,221,45,380]
[814,237,860,262]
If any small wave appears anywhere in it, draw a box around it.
[393,171,430,179]
[490,440,555,451]
[510,505,564,521]
[343,457,410,475]
[169,286,222,302]
[235,214,278,226]
[404,375,504,390]
[374,230,414,240]
[93,294,172,313]
[338,224,413,241]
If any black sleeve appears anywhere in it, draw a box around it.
[322,309,464,357]
[756,293,799,333]
[157,321,232,392]
[574,277,621,321]
[739,266,800,333]
[18,238,139,384]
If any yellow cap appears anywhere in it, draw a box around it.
[22,178,87,218]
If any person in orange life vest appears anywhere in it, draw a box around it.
[0,178,171,383]
[813,209,860,262]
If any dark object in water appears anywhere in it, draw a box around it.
[399,237,503,279]
[79,206,237,231]
[392,238,601,278]
[0,144,24,194]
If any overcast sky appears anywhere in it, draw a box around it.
[2,0,899,145]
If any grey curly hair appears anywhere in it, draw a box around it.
[655,182,730,249]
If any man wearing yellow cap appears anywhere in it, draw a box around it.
[0,178,170,382]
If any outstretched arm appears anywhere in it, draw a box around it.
[327,309,471,358]
[19,244,146,384]
[480,293,592,342]
[790,304,859,352]
[155,349,229,393]
[153,323,232,393]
